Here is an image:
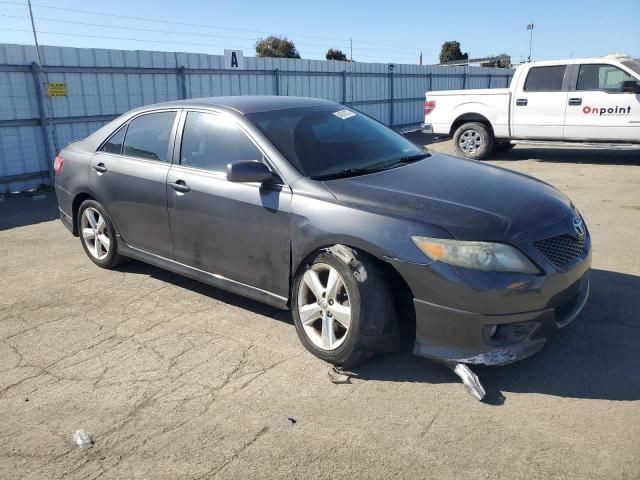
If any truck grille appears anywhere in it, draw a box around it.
[533,235,585,268]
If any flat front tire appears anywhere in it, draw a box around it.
[292,250,398,367]
[77,199,127,269]
[453,122,493,160]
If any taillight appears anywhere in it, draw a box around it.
[424,100,436,115]
[53,155,64,174]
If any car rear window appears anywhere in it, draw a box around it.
[99,125,126,154]
[122,111,176,162]
[524,65,566,92]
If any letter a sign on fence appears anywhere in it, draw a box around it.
[224,50,245,70]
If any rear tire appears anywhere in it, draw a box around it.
[77,199,127,269]
[292,249,398,368]
[453,122,493,160]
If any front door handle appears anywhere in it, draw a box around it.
[93,163,107,173]
[515,98,528,106]
[568,97,582,106]
[169,180,191,193]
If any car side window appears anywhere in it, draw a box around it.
[523,65,566,92]
[99,125,126,154]
[576,64,637,92]
[122,111,176,162]
[180,112,263,172]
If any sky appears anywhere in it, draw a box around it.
[0,0,638,65]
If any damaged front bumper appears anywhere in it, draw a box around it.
[413,277,588,365]
[387,250,591,366]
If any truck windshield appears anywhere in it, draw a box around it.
[622,60,640,77]
[246,106,428,179]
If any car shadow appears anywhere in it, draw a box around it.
[117,259,640,404]
[354,268,640,403]
[115,260,293,321]
[488,147,640,165]
[0,191,59,231]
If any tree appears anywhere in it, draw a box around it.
[439,41,468,64]
[326,48,348,61]
[255,36,300,59]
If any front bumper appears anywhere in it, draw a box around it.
[388,240,591,366]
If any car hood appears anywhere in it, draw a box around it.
[322,153,573,241]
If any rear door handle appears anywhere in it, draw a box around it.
[568,97,582,106]
[515,98,528,106]
[93,163,107,173]
[169,180,191,193]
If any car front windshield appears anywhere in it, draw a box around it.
[246,106,427,179]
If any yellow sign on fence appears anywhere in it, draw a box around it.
[47,82,67,97]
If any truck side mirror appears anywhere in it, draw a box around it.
[622,80,640,94]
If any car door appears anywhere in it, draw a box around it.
[166,110,292,298]
[90,110,178,258]
[511,64,569,139]
[564,62,640,142]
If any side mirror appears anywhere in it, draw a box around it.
[226,160,274,183]
[622,80,640,94]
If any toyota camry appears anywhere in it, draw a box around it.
[54,96,591,378]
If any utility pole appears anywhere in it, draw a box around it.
[527,22,534,62]
[27,0,42,65]
[349,38,352,62]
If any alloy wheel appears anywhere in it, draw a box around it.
[80,207,110,260]
[297,263,352,351]
[459,129,483,153]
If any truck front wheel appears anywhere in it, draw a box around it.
[453,122,493,160]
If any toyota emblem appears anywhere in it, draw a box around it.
[573,215,585,238]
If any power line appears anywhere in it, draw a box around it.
[2,27,426,62]
[0,0,436,53]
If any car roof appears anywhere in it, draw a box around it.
[138,95,337,115]
[523,55,633,67]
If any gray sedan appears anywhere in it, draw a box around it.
[54,96,591,391]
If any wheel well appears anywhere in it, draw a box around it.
[449,113,494,137]
[290,245,416,336]
[71,193,94,236]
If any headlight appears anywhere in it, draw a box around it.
[411,236,539,274]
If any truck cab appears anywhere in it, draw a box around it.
[423,55,640,159]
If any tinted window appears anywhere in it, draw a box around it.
[577,64,637,92]
[122,112,176,162]
[99,126,126,154]
[524,65,566,92]
[180,112,263,172]
[247,106,426,179]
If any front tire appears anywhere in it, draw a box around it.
[453,122,493,160]
[77,199,127,269]
[292,250,398,367]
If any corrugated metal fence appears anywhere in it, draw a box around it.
[0,43,513,193]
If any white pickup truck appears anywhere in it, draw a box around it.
[422,55,640,159]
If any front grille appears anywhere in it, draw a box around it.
[533,235,585,268]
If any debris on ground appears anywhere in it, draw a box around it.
[73,430,94,449]
[287,417,297,426]
[32,194,47,201]
[327,366,357,384]
[452,363,486,401]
